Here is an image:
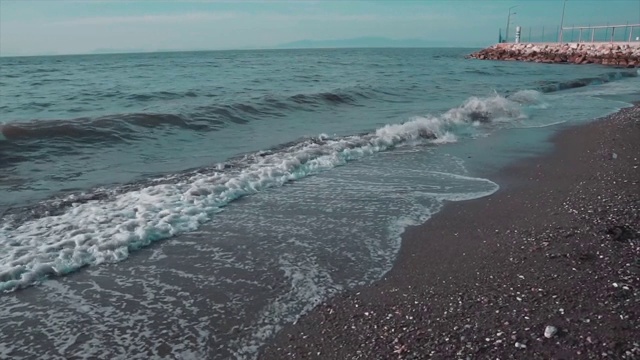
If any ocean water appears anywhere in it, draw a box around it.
[0,48,638,359]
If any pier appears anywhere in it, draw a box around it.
[470,22,640,67]
[469,42,640,67]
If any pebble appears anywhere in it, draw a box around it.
[515,342,527,349]
[544,325,558,338]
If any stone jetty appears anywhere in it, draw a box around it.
[468,42,640,67]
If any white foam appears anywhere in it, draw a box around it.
[432,131,458,144]
[519,120,568,129]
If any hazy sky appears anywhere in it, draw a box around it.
[1,0,639,56]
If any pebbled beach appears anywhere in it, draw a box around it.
[261,103,640,359]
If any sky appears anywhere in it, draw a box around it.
[1,0,639,56]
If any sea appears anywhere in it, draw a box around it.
[1,48,638,359]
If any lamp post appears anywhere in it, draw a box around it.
[506,5,519,43]
[559,0,568,43]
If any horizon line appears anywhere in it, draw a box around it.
[0,45,490,58]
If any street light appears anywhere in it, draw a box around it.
[506,5,519,43]
[559,0,568,43]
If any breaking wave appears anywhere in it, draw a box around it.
[0,92,525,292]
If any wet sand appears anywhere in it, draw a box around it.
[260,104,640,359]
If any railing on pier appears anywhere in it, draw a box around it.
[500,23,640,44]
[562,24,640,43]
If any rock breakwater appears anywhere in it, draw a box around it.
[468,42,640,67]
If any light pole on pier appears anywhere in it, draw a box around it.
[505,5,519,43]
[559,0,568,43]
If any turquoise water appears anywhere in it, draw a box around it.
[0,48,638,358]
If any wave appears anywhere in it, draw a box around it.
[445,92,522,123]
[126,90,198,102]
[0,92,525,293]
[31,68,61,74]
[12,67,629,148]
[0,113,193,142]
[536,70,638,93]
[0,88,375,145]
[288,90,371,105]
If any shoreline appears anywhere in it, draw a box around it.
[260,104,640,358]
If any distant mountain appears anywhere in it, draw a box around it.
[276,36,459,49]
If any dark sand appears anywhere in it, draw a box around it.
[261,104,640,359]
